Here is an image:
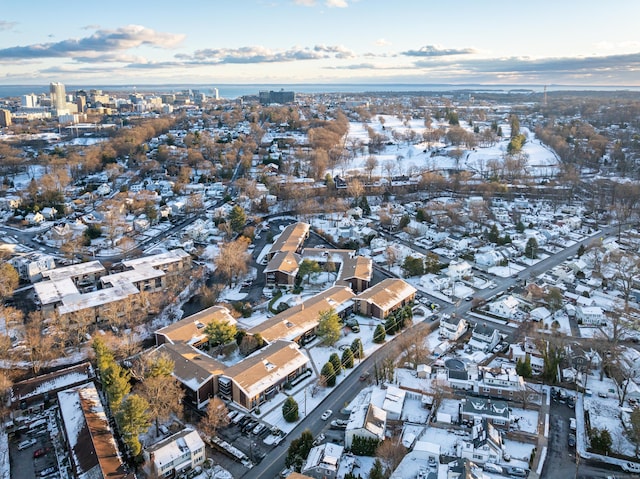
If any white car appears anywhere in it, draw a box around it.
[321,409,332,420]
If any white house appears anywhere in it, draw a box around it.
[459,420,503,465]
[345,403,386,449]
[489,295,520,319]
[468,324,500,352]
[382,385,406,421]
[440,315,469,341]
[447,260,473,280]
[575,305,606,326]
[301,443,343,479]
[146,428,206,478]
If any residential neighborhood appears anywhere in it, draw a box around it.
[1,82,640,479]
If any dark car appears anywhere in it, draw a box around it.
[568,434,576,447]
[33,447,50,458]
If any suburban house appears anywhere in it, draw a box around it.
[460,397,511,429]
[301,443,344,479]
[390,441,440,479]
[345,403,387,449]
[353,278,417,319]
[249,286,355,344]
[575,305,606,326]
[459,420,503,465]
[489,295,520,318]
[467,324,501,352]
[218,340,310,411]
[155,306,236,348]
[146,428,206,478]
[382,385,406,421]
[439,315,469,341]
[266,222,310,260]
[58,383,133,479]
[476,366,526,399]
[447,458,485,479]
[447,260,473,280]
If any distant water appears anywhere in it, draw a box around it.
[1,83,639,99]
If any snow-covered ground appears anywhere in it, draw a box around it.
[339,116,559,180]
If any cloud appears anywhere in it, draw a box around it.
[403,45,477,57]
[0,25,185,60]
[0,21,17,31]
[375,38,391,47]
[178,44,355,64]
[413,52,640,75]
[293,0,349,6]
[325,0,348,7]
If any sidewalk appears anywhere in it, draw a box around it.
[528,385,550,478]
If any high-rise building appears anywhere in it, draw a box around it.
[0,109,12,127]
[21,94,38,108]
[50,82,66,111]
[212,88,219,100]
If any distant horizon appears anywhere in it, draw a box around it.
[2,82,640,101]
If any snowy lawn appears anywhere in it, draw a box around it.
[509,407,539,434]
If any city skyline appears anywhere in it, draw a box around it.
[1,0,639,87]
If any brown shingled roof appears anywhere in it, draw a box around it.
[155,306,236,345]
[249,286,354,342]
[355,278,416,310]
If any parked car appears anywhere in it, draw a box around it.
[622,462,640,473]
[483,463,502,474]
[330,420,347,429]
[312,433,325,446]
[568,434,576,447]
[39,466,57,477]
[321,409,332,420]
[509,467,528,477]
[33,447,50,458]
[252,424,265,436]
[279,467,293,478]
[18,438,37,450]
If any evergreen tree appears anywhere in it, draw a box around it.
[487,223,500,243]
[321,361,336,387]
[227,205,247,233]
[373,324,386,344]
[577,244,586,257]
[516,221,526,233]
[117,394,150,457]
[329,352,342,376]
[342,347,354,369]
[282,396,299,422]
[359,195,371,216]
[525,237,538,259]
[103,364,131,410]
[316,309,342,346]
[369,458,385,479]
[516,354,532,378]
[205,319,237,347]
[351,338,364,359]
[385,315,397,335]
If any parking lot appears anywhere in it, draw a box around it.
[11,426,59,479]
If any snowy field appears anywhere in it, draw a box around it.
[339,115,559,180]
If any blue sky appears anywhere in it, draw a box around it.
[1,0,639,86]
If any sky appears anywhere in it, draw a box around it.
[1,0,639,87]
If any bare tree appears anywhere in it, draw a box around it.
[198,397,230,439]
